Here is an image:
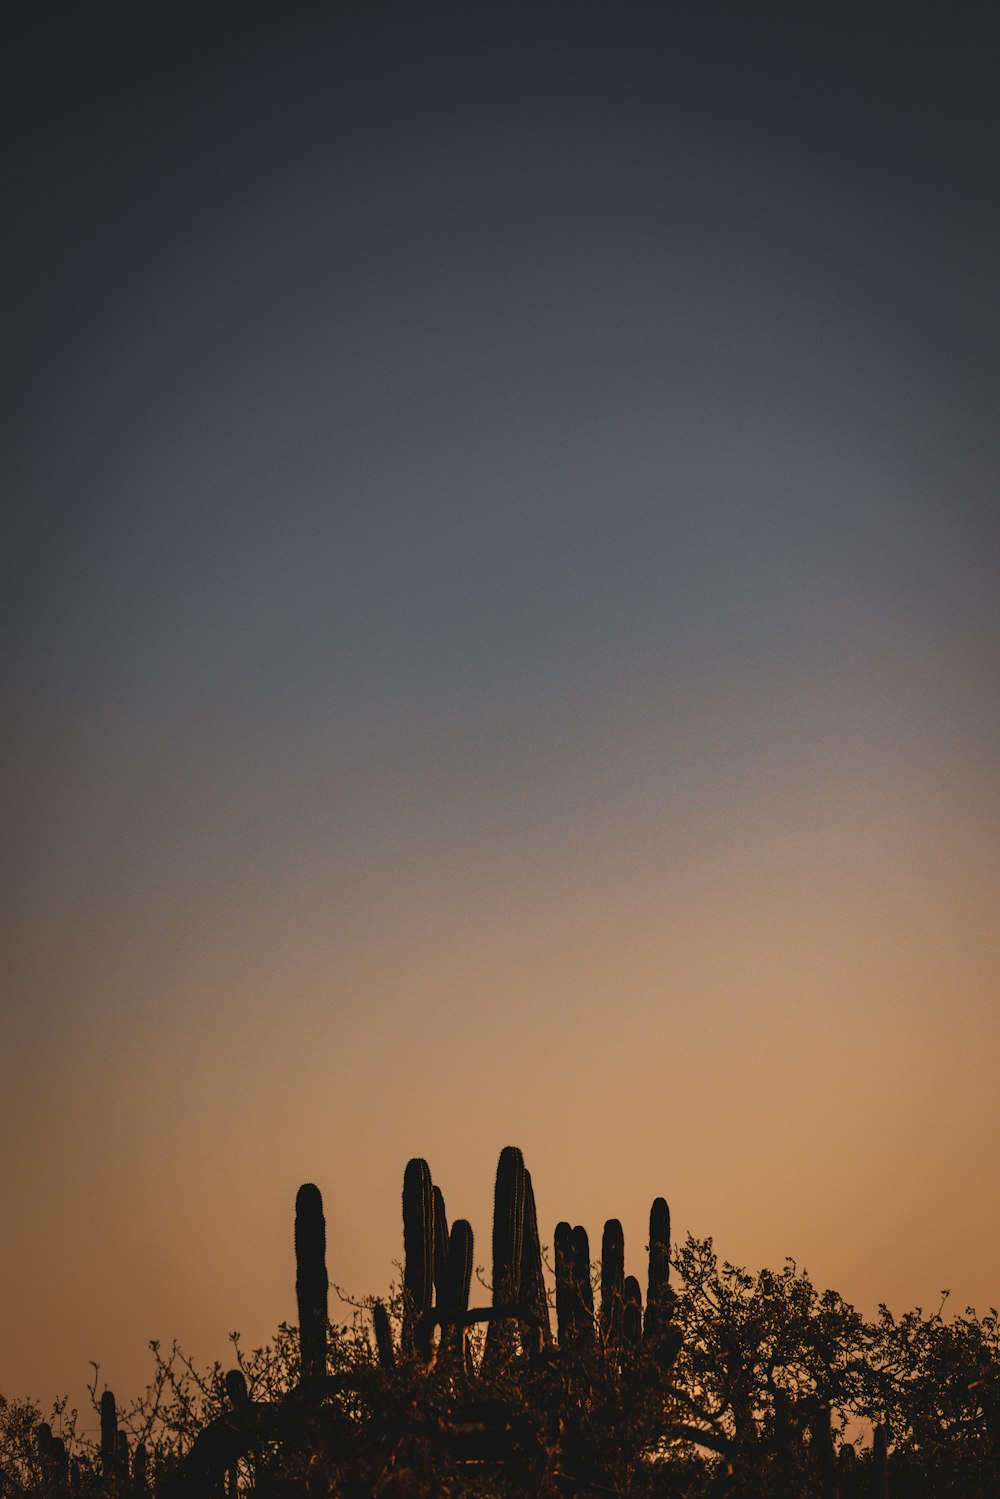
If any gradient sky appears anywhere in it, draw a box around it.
[3,2,999,1421]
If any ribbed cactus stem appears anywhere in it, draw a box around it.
[483,1146,526,1369]
[445,1219,474,1319]
[600,1219,624,1353]
[443,1218,474,1366]
[402,1158,434,1353]
[432,1185,449,1312]
[372,1300,395,1372]
[100,1391,117,1479]
[295,1183,329,1382]
[519,1170,550,1355]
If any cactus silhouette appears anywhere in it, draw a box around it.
[295,1183,328,1381]
[622,1274,643,1357]
[225,1369,249,1412]
[554,1220,576,1346]
[133,1441,148,1496]
[432,1184,449,1313]
[100,1390,117,1481]
[810,1406,837,1499]
[644,1195,675,1367]
[519,1168,550,1355]
[648,1196,670,1308]
[872,1424,889,1498]
[483,1145,526,1369]
[116,1429,130,1494]
[600,1218,625,1354]
[402,1158,434,1354]
[372,1299,395,1372]
[445,1218,473,1318]
[571,1224,595,1350]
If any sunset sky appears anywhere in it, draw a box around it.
[3,2,999,1421]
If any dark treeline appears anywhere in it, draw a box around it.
[4,1147,999,1496]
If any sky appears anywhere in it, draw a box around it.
[3,1,999,1421]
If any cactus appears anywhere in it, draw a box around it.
[445,1218,474,1319]
[600,1218,624,1354]
[432,1184,449,1313]
[483,1146,526,1369]
[133,1443,148,1497]
[519,1169,550,1356]
[810,1406,837,1499]
[116,1430,130,1494]
[402,1158,434,1353]
[622,1275,642,1356]
[648,1196,670,1309]
[554,1220,576,1346]
[100,1391,117,1482]
[372,1299,395,1372]
[295,1183,329,1381]
[644,1195,675,1366]
[571,1224,595,1349]
[37,1423,69,1495]
[872,1425,889,1498]
[225,1369,250,1412]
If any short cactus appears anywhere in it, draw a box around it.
[372,1299,395,1372]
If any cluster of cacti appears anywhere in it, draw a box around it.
[371,1144,680,1387]
[139,1146,689,1495]
[22,1149,913,1497]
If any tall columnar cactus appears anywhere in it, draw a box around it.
[116,1430,130,1494]
[37,1423,69,1495]
[600,1218,625,1353]
[622,1275,643,1357]
[483,1146,526,1369]
[443,1218,474,1363]
[295,1183,329,1381]
[644,1195,674,1365]
[402,1158,434,1353]
[100,1391,117,1482]
[810,1406,837,1499]
[872,1425,889,1499]
[432,1185,449,1313]
[133,1442,148,1497]
[571,1224,595,1350]
[519,1169,550,1356]
[445,1219,474,1320]
[554,1220,576,1347]
[648,1196,670,1309]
